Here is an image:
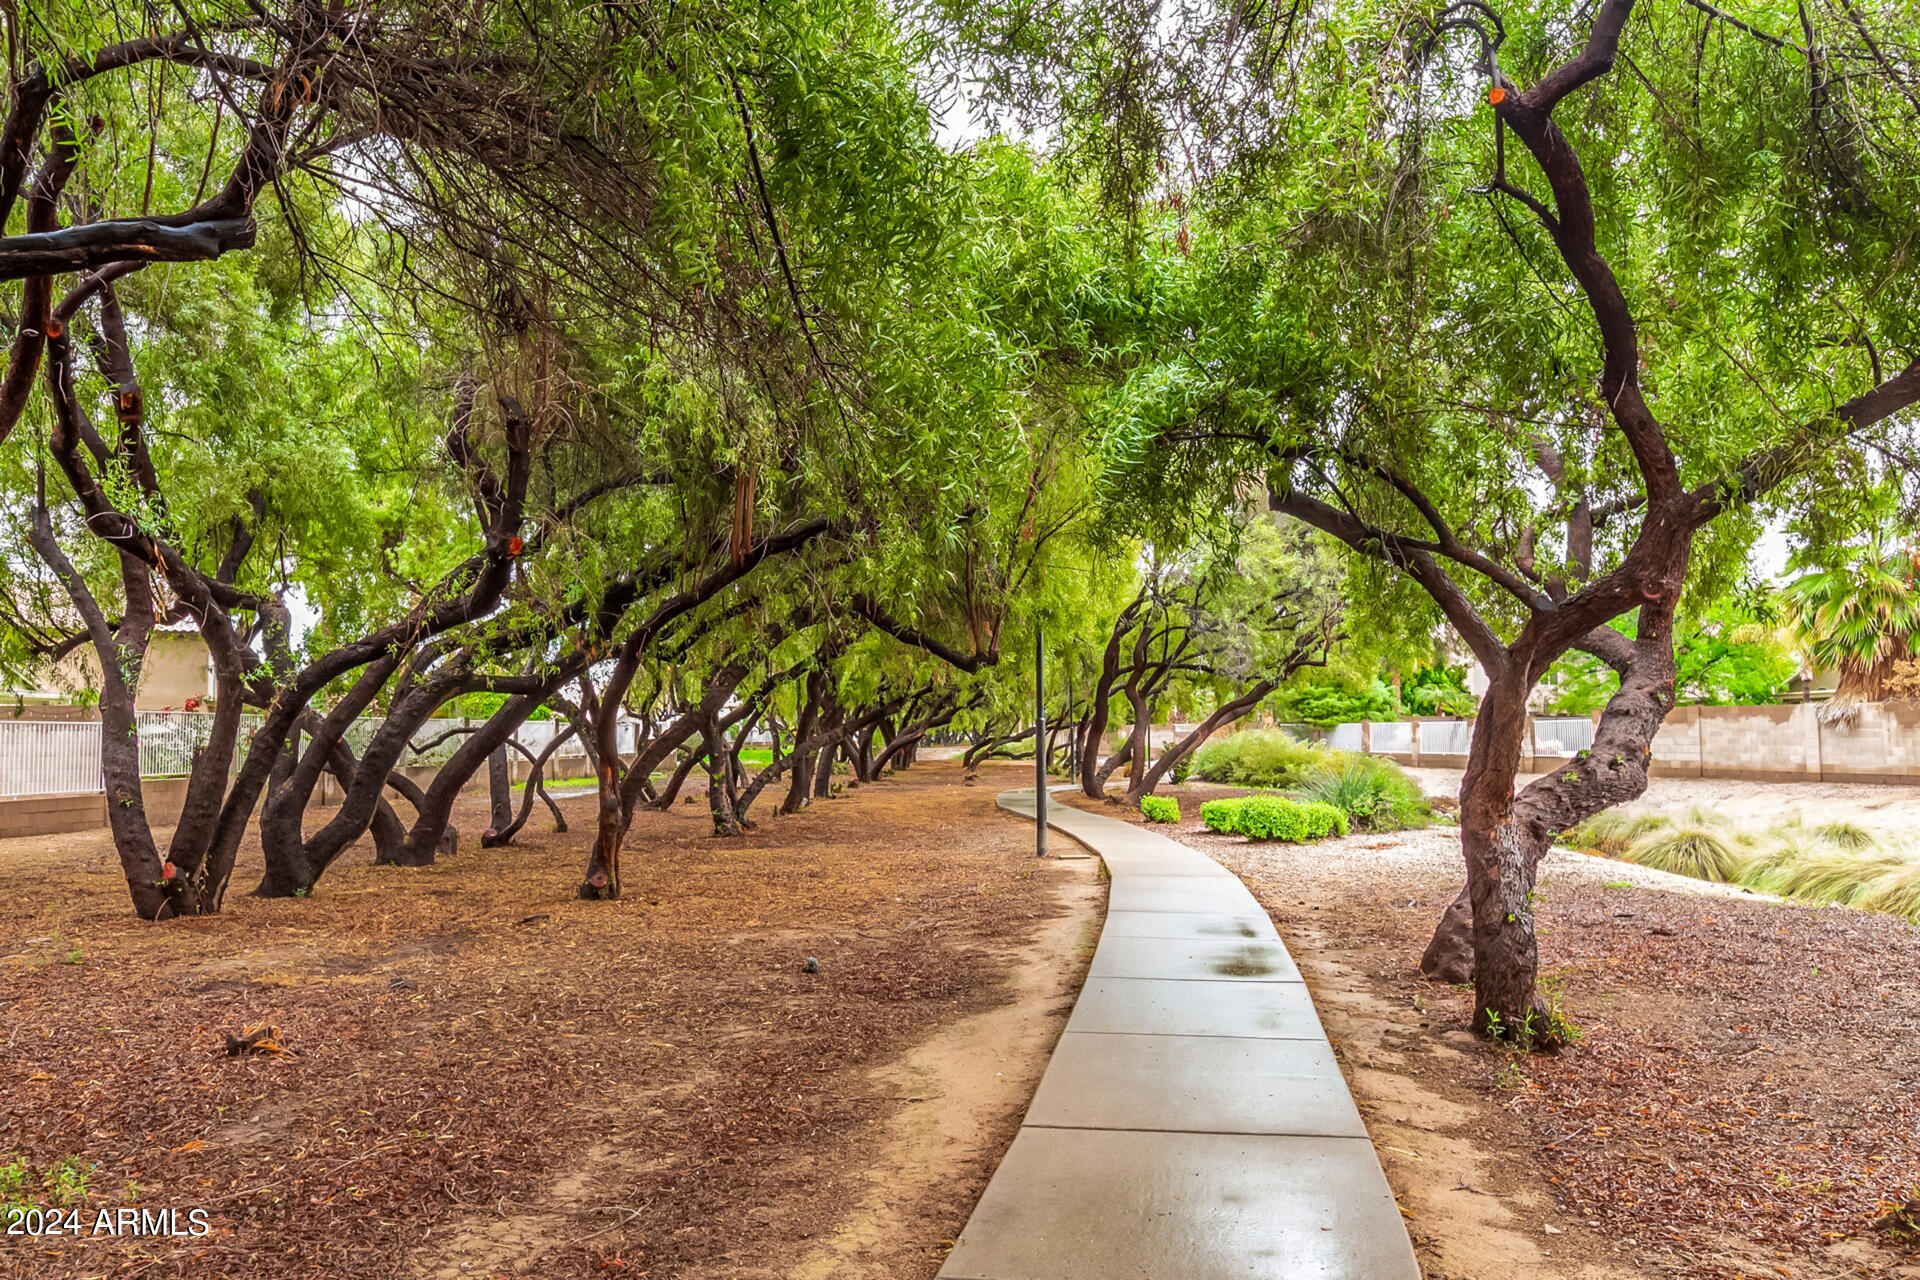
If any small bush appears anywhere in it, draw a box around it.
[1139,795,1181,823]
[1198,794,1342,843]
[1199,797,1246,834]
[1231,795,1308,841]
[1300,800,1349,839]
[1190,730,1320,788]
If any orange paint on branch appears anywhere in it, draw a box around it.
[508,536,524,556]
[1487,86,1507,105]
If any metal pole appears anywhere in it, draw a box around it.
[1035,624,1048,857]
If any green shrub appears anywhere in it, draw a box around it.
[1300,800,1349,838]
[1139,795,1181,823]
[1232,795,1310,841]
[1190,730,1320,788]
[1294,753,1432,830]
[1199,797,1247,833]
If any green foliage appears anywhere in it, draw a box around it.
[1784,535,1920,696]
[1275,676,1396,728]
[1401,666,1477,717]
[1190,729,1319,787]
[1545,597,1795,712]
[1196,794,1343,842]
[1139,795,1180,823]
[1299,801,1349,839]
[1229,796,1307,841]
[1198,797,1245,834]
[0,1155,90,1211]
[1295,754,1431,831]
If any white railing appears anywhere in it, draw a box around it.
[0,709,633,800]
[1371,721,1412,753]
[1534,716,1596,756]
[0,721,103,797]
[1420,719,1474,756]
[1326,722,1364,752]
[134,710,266,777]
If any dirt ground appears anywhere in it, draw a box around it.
[0,760,1098,1280]
[1069,781,1920,1280]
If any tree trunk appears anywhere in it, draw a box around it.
[1419,596,1683,1044]
[27,502,173,918]
[482,745,513,838]
[486,727,576,845]
[1123,678,1278,806]
[1125,687,1150,797]
[653,745,705,809]
[256,656,399,895]
[702,715,742,835]
[400,682,561,863]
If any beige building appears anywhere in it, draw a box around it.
[21,622,214,710]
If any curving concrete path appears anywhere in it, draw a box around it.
[938,789,1420,1280]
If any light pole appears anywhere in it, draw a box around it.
[1034,624,1048,857]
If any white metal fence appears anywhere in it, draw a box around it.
[1,721,103,797]
[1325,722,1364,752]
[1371,721,1412,754]
[1533,716,1597,756]
[1316,716,1598,760]
[1419,719,1475,756]
[1,710,615,801]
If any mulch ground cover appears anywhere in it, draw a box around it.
[0,761,1059,1279]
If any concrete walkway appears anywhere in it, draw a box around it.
[938,789,1420,1280]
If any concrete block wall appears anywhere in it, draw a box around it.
[0,792,106,837]
[1393,701,1920,787]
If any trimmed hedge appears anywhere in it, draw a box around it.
[1139,795,1181,823]
[1198,795,1348,843]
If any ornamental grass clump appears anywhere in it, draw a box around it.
[1854,862,1920,920]
[1295,753,1432,830]
[1566,807,1920,919]
[1747,850,1911,905]
[1567,810,1673,857]
[1619,823,1748,882]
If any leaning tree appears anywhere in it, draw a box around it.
[1073,516,1344,806]
[936,0,1920,1041]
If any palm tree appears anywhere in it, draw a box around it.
[1783,537,1920,723]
